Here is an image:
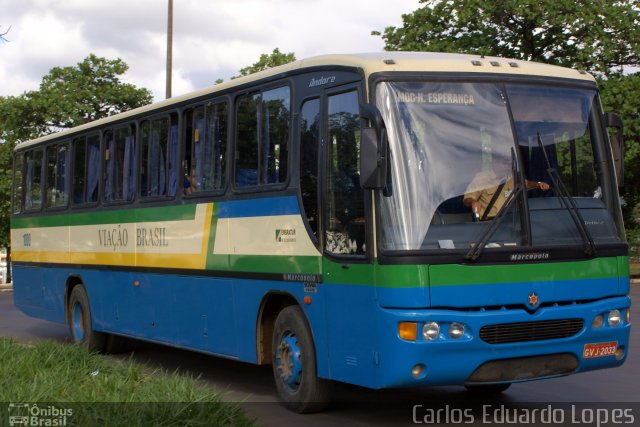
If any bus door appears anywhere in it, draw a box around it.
[319,86,378,386]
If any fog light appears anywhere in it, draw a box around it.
[608,309,622,327]
[592,315,604,328]
[615,346,625,360]
[449,322,465,339]
[399,322,418,341]
[412,364,426,378]
[423,322,440,341]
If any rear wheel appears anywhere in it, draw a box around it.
[68,285,106,352]
[272,305,332,413]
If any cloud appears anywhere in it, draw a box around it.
[0,0,417,100]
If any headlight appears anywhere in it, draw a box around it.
[449,323,465,339]
[422,322,440,341]
[608,310,622,327]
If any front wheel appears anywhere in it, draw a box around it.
[272,305,332,413]
[68,285,106,352]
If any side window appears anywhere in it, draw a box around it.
[12,153,24,214]
[325,90,365,255]
[24,149,44,211]
[184,101,227,195]
[73,135,100,205]
[104,126,135,203]
[300,99,320,239]
[235,86,290,188]
[141,115,178,198]
[235,94,259,187]
[46,143,69,208]
[262,87,289,184]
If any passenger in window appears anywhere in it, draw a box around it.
[184,167,197,195]
[463,155,549,221]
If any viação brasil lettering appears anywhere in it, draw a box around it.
[97,226,129,251]
[136,227,169,247]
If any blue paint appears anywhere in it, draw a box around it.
[218,196,300,218]
[373,294,631,388]
[72,303,84,342]
[276,333,303,390]
[12,264,630,390]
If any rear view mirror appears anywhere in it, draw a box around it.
[604,112,624,188]
[359,104,387,189]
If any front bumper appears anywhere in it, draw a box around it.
[375,295,631,388]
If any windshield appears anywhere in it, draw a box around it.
[376,81,623,254]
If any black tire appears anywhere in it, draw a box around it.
[68,285,106,352]
[465,383,511,394]
[104,334,131,354]
[272,305,332,413]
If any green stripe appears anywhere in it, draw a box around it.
[11,204,197,229]
[206,204,226,270]
[370,257,623,289]
[429,257,619,287]
[229,255,321,275]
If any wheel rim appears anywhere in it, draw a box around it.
[72,302,85,342]
[276,332,302,392]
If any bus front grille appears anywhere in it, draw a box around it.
[479,319,584,344]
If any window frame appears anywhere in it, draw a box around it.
[298,96,322,247]
[23,148,45,213]
[232,83,292,193]
[70,133,102,209]
[182,98,230,199]
[102,123,137,207]
[321,85,369,261]
[45,141,71,211]
[139,112,180,203]
[12,152,25,215]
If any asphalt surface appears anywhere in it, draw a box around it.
[1,286,638,426]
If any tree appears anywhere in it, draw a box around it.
[599,73,640,257]
[373,0,640,75]
[215,48,296,84]
[0,25,9,43]
[234,48,296,79]
[0,54,153,249]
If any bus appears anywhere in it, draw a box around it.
[11,52,630,413]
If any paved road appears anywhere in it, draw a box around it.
[1,287,638,426]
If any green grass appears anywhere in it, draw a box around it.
[0,338,257,426]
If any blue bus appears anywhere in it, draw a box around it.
[12,53,630,412]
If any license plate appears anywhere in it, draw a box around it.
[583,342,618,358]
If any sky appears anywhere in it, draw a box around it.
[0,0,419,101]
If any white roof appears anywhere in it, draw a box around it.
[16,52,595,150]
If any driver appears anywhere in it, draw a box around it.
[463,154,550,221]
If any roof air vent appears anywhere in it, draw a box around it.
[490,61,500,67]
[383,59,396,65]
[471,60,482,66]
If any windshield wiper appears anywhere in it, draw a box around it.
[465,150,523,261]
[536,133,596,256]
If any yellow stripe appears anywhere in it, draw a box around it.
[13,203,214,270]
[135,253,205,269]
